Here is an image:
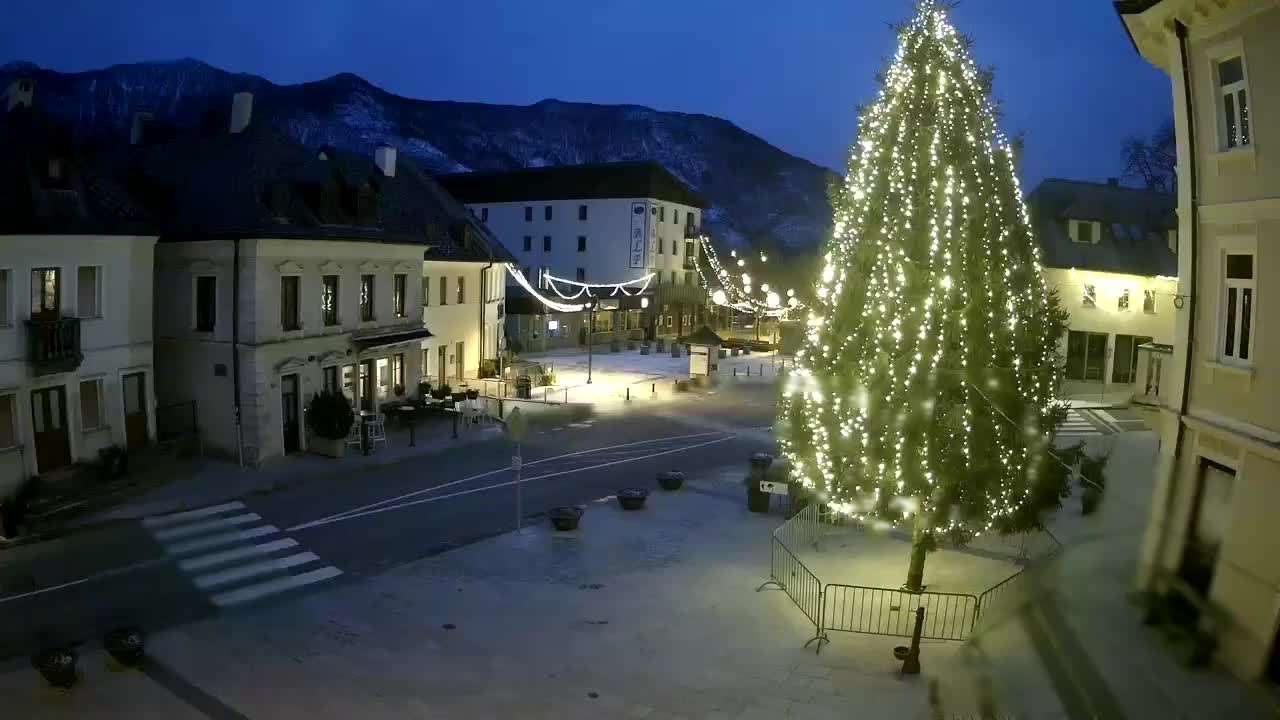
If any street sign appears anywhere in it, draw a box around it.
[505,407,527,442]
[511,455,522,471]
[760,480,789,496]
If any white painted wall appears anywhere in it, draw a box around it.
[420,259,505,387]
[469,198,701,288]
[0,234,157,493]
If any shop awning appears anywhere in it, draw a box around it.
[353,326,433,352]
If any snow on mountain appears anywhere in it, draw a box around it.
[1,59,835,253]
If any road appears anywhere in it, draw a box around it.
[0,383,780,663]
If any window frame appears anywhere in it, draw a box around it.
[523,236,532,252]
[77,265,103,319]
[194,274,217,332]
[480,207,489,222]
[422,275,430,307]
[1069,219,1100,244]
[1210,44,1253,151]
[360,273,376,322]
[577,236,587,253]
[1117,288,1131,312]
[321,274,340,326]
[393,273,407,318]
[0,392,16,450]
[79,378,105,432]
[578,204,588,221]
[1218,241,1257,366]
[0,267,12,328]
[576,268,586,282]
[280,274,302,331]
[456,275,465,305]
[524,206,533,222]
[322,365,339,395]
[544,205,553,221]
[543,236,552,253]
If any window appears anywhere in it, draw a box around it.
[545,205,553,221]
[673,209,680,225]
[1217,56,1251,150]
[1112,334,1153,384]
[360,274,375,321]
[578,204,588,221]
[440,276,448,306]
[659,206,665,222]
[523,266,532,281]
[1070,219,1099,244]
[456,276,465,304]
[195,276,216,331]
[77,266,100,318]
[322,275,339,326]
[421,348,430,377]
[576,268,586,282]
[392,353,405,393]
[79,379,103,431]
[539,266,550,290]
[0,269,9,326]
[672,241,678,255]
[1082,284,1096,308]
[524,206,533,222]
[480,207,489,222]
[1118,289,1130,312]
[1168,230,1178,254]
[684,240,695,260]
[1221,252,1254,363]
[543,236,551,252]
[394,273,407,318]
[0,394,15,449]
[47,157,64,181]
[280,275,301,330]
[670,270,677,285]
[1143,289,1156,315]
[322,366,339,395]
[523,236,532,252]
[577,236,587,252]
[658,240,664,254]
[1065,331,1108,382]
[31,268,59,316]
[422,276,430,307]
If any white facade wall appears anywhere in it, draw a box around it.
[419,259,505,387]
[0,235,157,494]
[469,198,701,289]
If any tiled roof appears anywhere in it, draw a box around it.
[436,161,706,209]
[1026,178,1176,277]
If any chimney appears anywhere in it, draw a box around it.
[374,144,397,177]
[130,110,154,145]
[1107,177,1119,186]
[229,91,253,134]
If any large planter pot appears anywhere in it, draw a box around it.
[718,348,728,359]
[640,344,651,356]
[657,471,685,491]
[670,344,681,358]
[616,488,649,510]
[311,435,347,459]
[549,506,584,531]
[466,389,480,400]
[32,647,78,688]
[746,481,771,513]
[104,627,146,667]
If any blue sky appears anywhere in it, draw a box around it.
[2,0,1171,187]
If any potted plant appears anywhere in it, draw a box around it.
[549,506,584,531]
[104,627,145,667]
[657,471,685,491]
[1079,451,1109,515]
[615,488,648,510]
[539,371,557,386]
[418,381,432,400]
[32,647,78,688]
[466,388,480,400]
[393,383,405,398]
[306,391,354,458]
[98,445,128,479]
[431,384,451,401]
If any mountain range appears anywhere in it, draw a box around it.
[0,58,835,255]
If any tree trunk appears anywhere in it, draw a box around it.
[904,513,929,592]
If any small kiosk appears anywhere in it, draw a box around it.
[682,326,725,378]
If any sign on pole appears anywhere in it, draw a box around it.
[505,407,527,442]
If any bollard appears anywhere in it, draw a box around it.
[733,367,737,377]
[900,607,924,674]
[760,364,764,376]
[651,383,655,394]
[626,387,630,401]
[407,415,417,447]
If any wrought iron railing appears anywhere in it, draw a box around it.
[25,317,82,375]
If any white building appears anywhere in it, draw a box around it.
[438,162,710,349]
[141,94,509,464]
[1026,178,1178,397]
[0,80,158,498]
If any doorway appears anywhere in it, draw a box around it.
[1113,335,1153,384]
[122,372,148,450]
[455,341,464,383]
[437,346,447,387]
[31,386,71,473]
[1066,331,1108,382]
[280,373,300,454]
[358,360,374,412]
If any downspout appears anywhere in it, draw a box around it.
[232,238,244,467]
[1151,20,1200,586]
[480,256,493,379]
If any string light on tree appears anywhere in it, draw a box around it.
[778,1,1071,592]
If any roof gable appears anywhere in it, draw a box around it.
[1027,178,1177,277]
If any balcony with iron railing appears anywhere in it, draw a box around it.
[25,317,83,376]
[684,225,701,239]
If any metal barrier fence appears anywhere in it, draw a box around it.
[775,502,820,549]
[823,584,978,642]
[761,537,826,648]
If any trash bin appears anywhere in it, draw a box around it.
[747,453,774,512]
[516,375,532,399]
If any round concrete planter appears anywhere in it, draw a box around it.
[549,506,584,531]
[104,627,146,667]
[33,647,78,688]
[657,471,685,491]
[616,488,649,510]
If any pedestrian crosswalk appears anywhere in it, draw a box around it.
[143,501,341,608]
[1056,409,1103,440]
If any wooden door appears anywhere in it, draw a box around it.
[122,372,149,450]
[455,341,464,383]
[280,373,300,454]
[31,386,71,473]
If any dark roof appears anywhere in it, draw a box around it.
[1026,178,1176,277]
[436,161,705,209]
[1113,1,1167,54]
[680,326,725,346]
[0,105,153,235]
[134,119,512,262]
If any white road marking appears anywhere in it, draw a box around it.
[179,538,299,572]
[0,559,165,605]
[291,429,732,529]
[142,501,247,528]
[165,525,280,555]
[287,434,738,532]
[151,513,262,541]
[211,566,343,607]
[195,552,319,589]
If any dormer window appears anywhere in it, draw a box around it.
[1070,219,1100,244]
[47,157,64,181]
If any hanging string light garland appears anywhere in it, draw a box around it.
[544,272,655,300]
[694,236,803,318]
[505,264,587,312]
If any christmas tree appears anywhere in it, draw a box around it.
[779,1,1070,591]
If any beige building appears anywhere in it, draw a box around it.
[1119,0,1280,683]
[1027,178,1178,398]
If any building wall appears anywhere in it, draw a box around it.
[420,259,504,386]
[1043,268,1177,384]
[469,197,701,288]
[0,235,157,491]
